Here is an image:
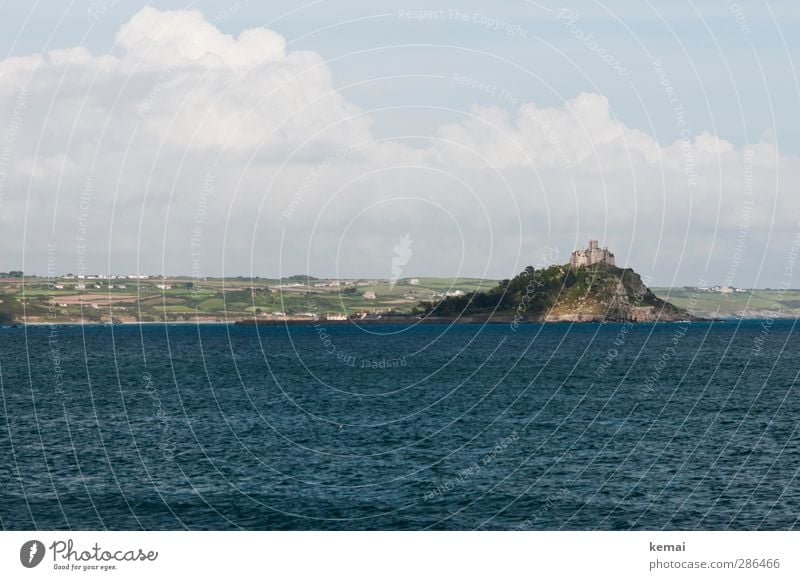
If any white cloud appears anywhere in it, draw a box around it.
[115,7,287,68]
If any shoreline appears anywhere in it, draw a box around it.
[2,316,792,327]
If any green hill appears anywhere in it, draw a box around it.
[414,263,692,323]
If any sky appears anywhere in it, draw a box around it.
[0,0,798,286]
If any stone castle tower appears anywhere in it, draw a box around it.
[570,239,616,268]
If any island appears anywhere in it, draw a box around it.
[412,240,692,323]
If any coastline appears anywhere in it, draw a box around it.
[3,316,785,328]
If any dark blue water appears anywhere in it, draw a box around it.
[1,320,799,530]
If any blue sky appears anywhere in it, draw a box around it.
[2,0,797,152]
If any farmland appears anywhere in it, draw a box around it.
[0,275,497,324]
[650,287,800,320]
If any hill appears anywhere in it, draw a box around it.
[414,263,693,323]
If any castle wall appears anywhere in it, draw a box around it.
[570,240,615,267]
[570,251,590,267]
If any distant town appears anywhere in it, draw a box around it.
[696,284,749,294]
[0,271,485,324]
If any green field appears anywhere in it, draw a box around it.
[0,276,499,323]
[651,287,800,319]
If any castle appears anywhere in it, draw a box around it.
[570,240,616,268]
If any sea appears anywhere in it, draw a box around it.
[1,319,798,530]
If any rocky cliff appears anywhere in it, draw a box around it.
[415,263,694,323]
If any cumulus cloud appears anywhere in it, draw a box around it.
[0,7,795,286]
[115,7,287,67]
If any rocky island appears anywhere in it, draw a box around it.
[413,240,694,323]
